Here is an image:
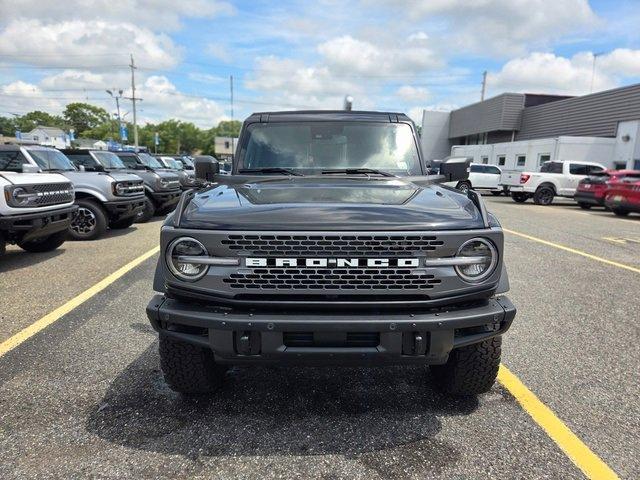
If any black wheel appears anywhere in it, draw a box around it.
[431,337,502,396]
[533,185,555,205]
[511,192,529,203]
[110,216,136,229]
[18,230,68,253]
[159,334,227,394]
[69,199,107,240]
[612,208,629,217]
[135,196,155,223]
[0,233,6,256]
[456,181,472,194]
[578,202,592,210]
[490,190,502,196]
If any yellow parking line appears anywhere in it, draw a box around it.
[0,246,159,358]
[503,228,640,274]
[498,365,619,479]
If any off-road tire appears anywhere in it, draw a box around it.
[110,216,136,229]
[18,230,68,253]
[69,199,107,240]
[578,202,591,210]
[511,192,528,203]
[159,334,227,394]
[0,234,6,256]
[612,207,629,217]
[456,181,471,194]
[533,185,555,205]
[136,196,155,223]
[430,336,502,396]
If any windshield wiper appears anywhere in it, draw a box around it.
[321,168,397,177]
[239,168,303,176]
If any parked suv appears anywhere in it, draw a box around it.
[574,170,639,209]
[604,171,640,216]
[501,160,606,205]
[146,111,516,397]
[0,146,76,255]
[156,155,196,190]
[115,151,182,221]
[17,146,145,240]
[446,163,504,195]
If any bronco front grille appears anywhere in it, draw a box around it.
[32,183,74,206]
[221,234,444,256]
[223,267,442,290]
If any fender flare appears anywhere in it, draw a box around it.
[495,262,510,294]
[73,188,109,203]
[536,181,557,194]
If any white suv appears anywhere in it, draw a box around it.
[446,163,504,195]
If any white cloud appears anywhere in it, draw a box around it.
[0,81,64,115]
[205,43,231,62]
[368,0,597,56]
[0,0,234,31]
[487,49,640,96]
[136,76,226,128]
[0,20,180,69]
[396,85,430,102]
[317,35,440,75]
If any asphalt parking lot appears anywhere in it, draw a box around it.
[0,197,638,479]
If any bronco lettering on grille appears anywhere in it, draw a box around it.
[245,258,420,268]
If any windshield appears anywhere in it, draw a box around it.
[170,159,184,170]
[240,122,421,176]
[94,151,126,169]
[138,152,164,169]
[28,149,76,171]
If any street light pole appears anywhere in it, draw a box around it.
[590,52,605,94]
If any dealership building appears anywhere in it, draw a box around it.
[420,83,640,171]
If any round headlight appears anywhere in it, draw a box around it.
[115,182,127,195]
[12,187,30,206]
[454,238,498,283]
[166,237,209,281]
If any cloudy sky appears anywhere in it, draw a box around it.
[0,0,639,128]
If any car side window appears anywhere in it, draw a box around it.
[569,164,589,175]
[540,162,563,173]
[587,165,604,174]
[470,164,483,173]
[68,153,96,169]
[486,166,501,175]
[0,151,28,172]
[118,156,136,168]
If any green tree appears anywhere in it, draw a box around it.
[200,120,241,155]
[14,111,66,132]
[63,102,110,136]
[0,116,17,136]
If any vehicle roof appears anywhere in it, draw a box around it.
[605,169,640,175]
[0,144,55,151]
[245,110,413,123]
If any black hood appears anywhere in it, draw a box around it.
[178,176,485,231]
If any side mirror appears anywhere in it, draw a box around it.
[194,156,220,181]
[78,165,86,172]
[22,164,40,173]
[439,157,471,182]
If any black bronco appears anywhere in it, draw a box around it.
[146,111,516,396]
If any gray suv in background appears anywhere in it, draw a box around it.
[16,146,145,240]
[114,151,182,222]
[156,155,196,190]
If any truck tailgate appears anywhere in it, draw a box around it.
[500,171,522,187]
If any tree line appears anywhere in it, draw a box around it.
[0,102,241,155]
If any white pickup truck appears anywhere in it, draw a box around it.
[500,160,606,205]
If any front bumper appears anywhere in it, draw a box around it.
[574,190,604,206]
[103,197,146,220]
[0,205,78,242]
[146,294,516,365]
[150,189,181,209]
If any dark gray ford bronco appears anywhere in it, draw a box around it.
[147,111,516,396]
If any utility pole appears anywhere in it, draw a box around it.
[130,54,139,149]
[230,75,234,155]
[481,70,487,101]
[590,52,604,93]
